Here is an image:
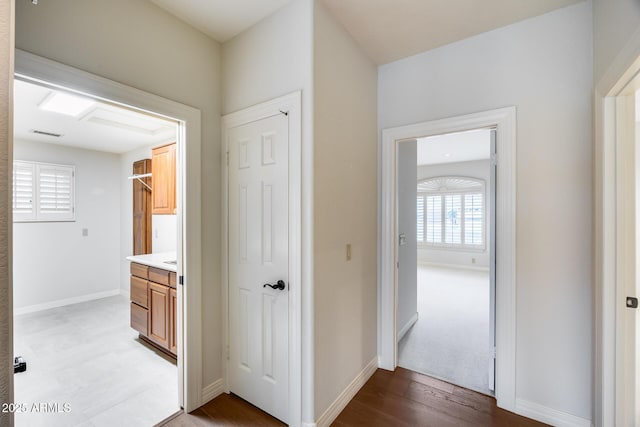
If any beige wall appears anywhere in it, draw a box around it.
[0,1,13,424]
[379,2,593,420]
[14,0,223,387]
[593,0,640,85]
[313,0,378,417]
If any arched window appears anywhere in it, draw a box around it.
[416,176,485,248]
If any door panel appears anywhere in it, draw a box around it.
[228,114,289,423]
[148,282,169,349]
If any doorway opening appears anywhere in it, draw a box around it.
[396,128,495,396]
[379,107,516,411]
[11,49,204,421]
[11,76,183,426]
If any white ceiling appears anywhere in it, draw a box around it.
[148,0,584,64]
[417,129,491,166]
[149,0,292,42]
[14,80,176,154]
[321,0,585,64]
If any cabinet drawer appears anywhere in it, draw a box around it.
[169,272,177,288]
[131,262,149,279]
[149,267,171,286]
[130,276,148,308]
[130,302,148,335]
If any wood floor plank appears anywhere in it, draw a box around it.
[161,369,550,427]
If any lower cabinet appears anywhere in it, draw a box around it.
[129,262,177,357]
[169,288,178,354]
[148,282,170,349]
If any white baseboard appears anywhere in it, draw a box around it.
[419,261,490,272]
[201,379,224,404]
[397,312,418,342]
[515,398,591,427]
[301,423,317,427]
[315,357,378,427]
[120,288,130,300]
[14,289,122,315]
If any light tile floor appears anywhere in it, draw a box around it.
[13,295,179,427]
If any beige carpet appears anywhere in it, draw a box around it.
[398,265,492,395]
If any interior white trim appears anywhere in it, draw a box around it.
[201,378,225,405]
[397,312,418,342]
[379,107,517,411]
[221,91,303,427]
[14,49,203,412]
[515,398,592,427]
[315,357,378,427]
[13,289,121,316]
[595,26,640,427]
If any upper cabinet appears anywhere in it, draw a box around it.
[152,142,176,215]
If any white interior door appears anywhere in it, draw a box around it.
[228,113,289,423]
[489,129,496,392]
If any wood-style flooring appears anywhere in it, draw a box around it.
[160,368,549,427]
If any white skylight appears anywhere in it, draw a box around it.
[39,91,95,117]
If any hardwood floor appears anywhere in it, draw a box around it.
[333,368,549,427]
[161,368,549,427]
[159,393,285,426]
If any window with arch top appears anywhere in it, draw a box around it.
[417,176,485,249]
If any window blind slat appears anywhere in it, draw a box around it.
[12,161,75,222]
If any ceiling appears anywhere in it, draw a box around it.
[149,0,292,42]
[14,80,176,154]
[149,0,584,64]
[417,129,491,166]
[321,0,585,64]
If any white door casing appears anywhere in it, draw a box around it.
[379,107,516,411]
[489,129,497,392]
[14,50,203,411]
[614,93,639,426]
[228,113,289,423]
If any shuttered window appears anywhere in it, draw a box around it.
[417,176,484,249]
[12,161,75,222]
[13,162,35,221]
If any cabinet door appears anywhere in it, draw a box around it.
[152,143,176,215]
[133,159,152,254]
[169,288,177,355]
[148,282,170,349]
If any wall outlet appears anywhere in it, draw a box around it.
[346,244,352,261]
[471,257,476,264]
[82,228,88,237]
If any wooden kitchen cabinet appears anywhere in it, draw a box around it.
[148,282,170,349]
[152,142,176,215]
[132,159,152,255]
[129,262,177,358]
[169,288,177,354]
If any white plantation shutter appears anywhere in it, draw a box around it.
[37,164,74,220]
[13,162,35,221]
[444,194,462,244]
[464,193,483,245]
[12,161,75,222]
[416,195,424,242]
[425,195,441,243]
[417,177,484,249]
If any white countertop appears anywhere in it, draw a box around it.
[126,251,177,272]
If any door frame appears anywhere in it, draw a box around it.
[595,26,640,427]
[379,107,517,411]
[221,91,303,426]
[13,49,204,412]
